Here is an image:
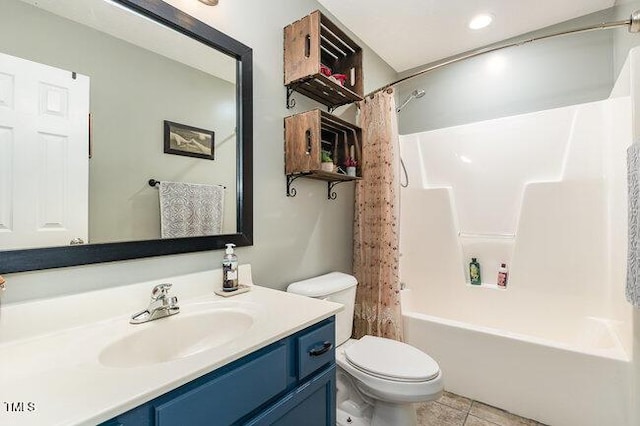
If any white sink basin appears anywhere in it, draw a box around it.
[99,309,254,368]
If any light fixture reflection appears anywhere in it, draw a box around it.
[469,13,493,30]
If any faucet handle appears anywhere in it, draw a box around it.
[151,283,173,300]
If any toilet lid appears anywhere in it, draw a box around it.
[344,336,440,382]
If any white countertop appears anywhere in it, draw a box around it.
[0,266,342,426]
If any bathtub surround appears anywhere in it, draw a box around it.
[628,143,640,308]
[398,48,637,424]
[353,89,403,340]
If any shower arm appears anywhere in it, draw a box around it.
[365,11,640,98]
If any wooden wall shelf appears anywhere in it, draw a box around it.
[286,172,361,199]
[284,10,363,110]
[284,109,362,200]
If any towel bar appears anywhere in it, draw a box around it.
[148,179,226,189]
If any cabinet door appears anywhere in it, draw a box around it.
[246,365,336,426]
[155,345,288,426]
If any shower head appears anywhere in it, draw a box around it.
[397,89,426,113]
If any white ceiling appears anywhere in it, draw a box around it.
[317,0,616,72]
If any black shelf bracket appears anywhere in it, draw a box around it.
[286,173,310,197]
[327,180,347,200]
[287,173,354,200]
[327,106,336,114]
[286,87,296,109]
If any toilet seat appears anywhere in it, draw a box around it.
[344,336,440,383]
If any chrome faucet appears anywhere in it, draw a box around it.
[130,283,180,324]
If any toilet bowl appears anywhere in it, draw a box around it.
[287,272,444,426]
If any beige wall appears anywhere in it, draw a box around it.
[2,0,396,302]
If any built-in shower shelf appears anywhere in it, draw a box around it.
[466,283,507,291]
[459,232,515,240]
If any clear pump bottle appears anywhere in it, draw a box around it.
[222,243,239,291]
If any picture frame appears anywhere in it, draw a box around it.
[164,120,215,160]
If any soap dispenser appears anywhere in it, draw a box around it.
[222,243,239,291]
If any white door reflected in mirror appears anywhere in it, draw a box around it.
[0,52,89,250]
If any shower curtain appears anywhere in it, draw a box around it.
[353,88,403,341]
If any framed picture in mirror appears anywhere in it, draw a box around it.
[164,120,215,160]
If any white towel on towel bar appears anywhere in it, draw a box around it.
[159,181,224,238]
[627,143,640,308]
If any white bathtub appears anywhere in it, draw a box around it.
[401,289,632,426]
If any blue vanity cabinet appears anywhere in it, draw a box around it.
[101,317,336,426]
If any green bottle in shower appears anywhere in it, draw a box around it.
[469,258,482,285]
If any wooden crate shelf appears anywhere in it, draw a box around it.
[285,109,362,199]
[284,10,363,109]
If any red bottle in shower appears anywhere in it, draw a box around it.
[497,263,508,288]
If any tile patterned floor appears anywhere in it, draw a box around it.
[416,392,546,426]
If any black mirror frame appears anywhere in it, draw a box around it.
[0,0,253,273]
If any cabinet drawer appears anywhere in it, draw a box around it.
[155,344,288,426]
[297,321,335,381]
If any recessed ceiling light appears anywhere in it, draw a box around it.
[469,13,494,30]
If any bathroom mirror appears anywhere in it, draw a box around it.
[0,0,253,273]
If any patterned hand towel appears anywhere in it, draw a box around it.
[159,181,224,238]
[627,143,640,308]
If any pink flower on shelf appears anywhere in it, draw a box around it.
[332,73,347,86]
[345,157,357,167]
[320,64,332,77]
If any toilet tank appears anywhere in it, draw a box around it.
[287,272,357,346]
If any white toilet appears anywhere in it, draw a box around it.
[287,272,443,426]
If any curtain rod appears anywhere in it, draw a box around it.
[366,10,640,98]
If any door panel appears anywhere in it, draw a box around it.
[0,52,89,249]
